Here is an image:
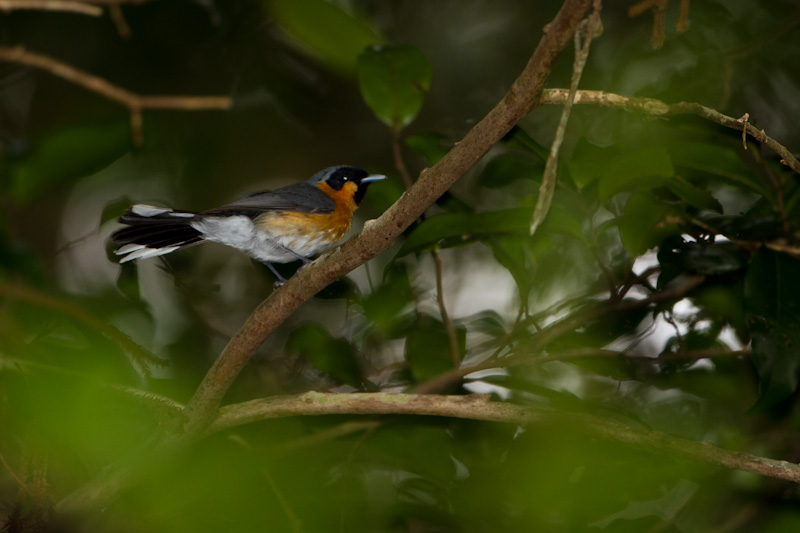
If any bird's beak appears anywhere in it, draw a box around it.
[362,174,387,184]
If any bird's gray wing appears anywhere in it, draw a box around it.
[201,183,336,218]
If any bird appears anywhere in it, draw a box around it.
[111,165,386,283]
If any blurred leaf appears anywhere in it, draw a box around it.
[478,153,542,189]
[598,146,674,201]
[664,175,723,213]
[287,323,365,388]
[357,44,432,132]
[658,239,748,287]
[701,213,785,242]
[567,138,617,190]
[669,141,764,194]
[459,310,507,339]
[405,132,450,165]
[398,208,531,256]
[501,126,548,161]
[362,262,414,336]
[405,314,465,383]
[489,235,532,300]
[745,248,800,410]
[270,0,381,73]
[547,305,650,353]
[592,479,699,528]
[619,192,681,255]
[102,196,135,226]
[6,121,129,204]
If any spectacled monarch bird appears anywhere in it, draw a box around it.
[111,165,386,283]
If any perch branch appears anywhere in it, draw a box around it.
[540,88,800,175]
[209,392,800,484]
[0,46,231,145]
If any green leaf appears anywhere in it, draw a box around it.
[357,44,432,132]
[398,208,531,256]
[598,146,675,202]
[362,263,414,336]
[669,141,763,194]
[478,153,542,189]
[501,126,548,161]
[489,236,532,301]
[658,238,749,286]
[618,192,682,255]
[287,323,365,388]
[664,175,723,213]
[405,314,465,383]
[744,249,800,410]
[7,121,130,204]
[270,0,381,73]
[567,138,617,190]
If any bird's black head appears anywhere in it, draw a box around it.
[308,165,386,205]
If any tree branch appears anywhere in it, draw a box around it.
[540,88,800,175]
[209,391,800,484]
[180,0,595,437]
[0,0,102,15]
[0,46,231,145]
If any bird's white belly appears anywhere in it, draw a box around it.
[191,216,336,263]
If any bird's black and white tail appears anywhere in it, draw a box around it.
[111,205,204,262]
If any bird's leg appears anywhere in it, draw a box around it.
[274,243,312,265]
[262,261,288,286]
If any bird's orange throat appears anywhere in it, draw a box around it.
[317,181,359,217]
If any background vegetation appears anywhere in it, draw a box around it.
[2,0,800,531]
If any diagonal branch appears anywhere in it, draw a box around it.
[540,88,800,175]
[180,0,595,437]
[209,392,800,484]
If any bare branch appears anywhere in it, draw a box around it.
[540,88,800,175]
[209,391,800,484]
[0,0,101,15]
[0,46,231,145]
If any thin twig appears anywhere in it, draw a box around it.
[530,0,602,235]
[0,46,231,145]
[209,391,800,484]
[0,0,101,15]
[431,250,461,366]
[108,4,132,39]
[391,130,414,189]
[540,89,800,175]
[676,0,690,32]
